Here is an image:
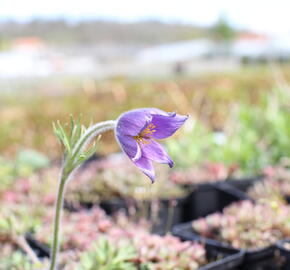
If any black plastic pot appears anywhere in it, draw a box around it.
[238,256,280,270]
[277,239,290,270]
[225,176,264,193]
[100,198,186,235]
[66,197,187,235]
[182,183,248,222]
[64,198,129,213]
[172,222,277,266]
[151,198,187,235]
[225,176,290,207]
[199,245,244,270]
[25,234,50,258]
[285,196,290,204]
[99,199,129,215]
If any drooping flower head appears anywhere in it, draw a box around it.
[115,108,188,182]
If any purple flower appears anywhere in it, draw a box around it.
[115,108,188,182]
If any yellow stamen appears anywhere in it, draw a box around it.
[140,123,156,138]
[133,135,144,143]
[133,123,156,143]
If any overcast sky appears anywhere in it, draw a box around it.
[1,0,290,36]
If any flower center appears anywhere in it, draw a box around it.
[133,123,156,143]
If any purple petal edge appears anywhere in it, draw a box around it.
[115,108,167,137]
[141,139,174,168]
[115,134,138,160]
[133,156,155,183]
[151,113,189,139]
[115,108,188,182]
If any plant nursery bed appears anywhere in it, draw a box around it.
[27,236,244,270]
[64,197,187,235]
[100,198,188,235]
[182,183,248,222]
[172,222,277,267]
[65,181,248,227]
[224,173,290,204]
[238,256,281,270]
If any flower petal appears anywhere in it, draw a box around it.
[115,108,187,182]
[116,109,153,137]
[115,134,141,160]
[151,113,188,139]
[141,139,174,168]
[116,108,170,137]
[133,156,155,182]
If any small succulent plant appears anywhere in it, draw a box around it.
[77,237,137,270]
[0,202,45,240]
[66,155,186,204]
[0,244,49,270]
[170,162,238,185]
[0,176,49,268]
[130,232,206,270]
[248,166,290,203]
[0,169,57,243]
[34,206,149,252]
[66,232,206,270]
[0,150,49,194]
[0,166,59,207]
[192,200,290,250]
[34,204,207,269]
[0,250,34,270]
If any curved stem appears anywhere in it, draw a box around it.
[72,120,116,160]
[49,172,68,270]
[49,120,116,270]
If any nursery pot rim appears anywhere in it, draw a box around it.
[276,238,290,253]
[172,221,276,261]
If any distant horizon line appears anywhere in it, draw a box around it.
[0,15,234,28]
[0,16,281,36]
[0,16,252,32]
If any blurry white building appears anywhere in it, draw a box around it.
[0,34,289,80]
[132,34,290,77]
[138,39,213,64]
[134,39,237,77]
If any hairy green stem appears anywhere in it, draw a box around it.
[72,120,116,159]
[49,171,68,270]
[49,120,116,270]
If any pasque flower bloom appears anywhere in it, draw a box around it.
[50,110,187,270]
[115,108,188,182]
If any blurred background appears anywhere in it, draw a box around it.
[2,1,290,268]
[0,0,290,172]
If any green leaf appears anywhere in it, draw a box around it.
[78,238,137,270]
